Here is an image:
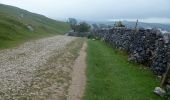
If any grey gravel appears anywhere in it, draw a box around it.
[0,35,77,98]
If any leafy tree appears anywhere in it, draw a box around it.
[76,22,91,32]
[92,24,99,29]
[68,18,77,32]
[114,21,125,27]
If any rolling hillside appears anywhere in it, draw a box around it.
[0,3,70,48]
[122,21,170,32]
[90,21,170,32]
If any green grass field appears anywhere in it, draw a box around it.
[84,40,162,100]
[0,3,70,49]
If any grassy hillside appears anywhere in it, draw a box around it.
[0,3,70,48]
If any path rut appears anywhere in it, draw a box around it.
[68,42,87,100]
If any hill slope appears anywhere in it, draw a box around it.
[0,3,70,48]
[122,21,170,32]
[90,21,170,32]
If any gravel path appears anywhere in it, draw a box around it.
[0,35,80,99]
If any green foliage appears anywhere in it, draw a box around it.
[0,3,70,49]
[114,21,125,27]
[84,40,161,100]
[76,22,91,32]
[92,24,99,29]
[68,18,77,32]
[68,18,91,32]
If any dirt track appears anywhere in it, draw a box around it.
[0,36,86,100]
[68,42,87,100]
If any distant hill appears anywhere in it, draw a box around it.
[90,20,170,32]
[122,21,170,32]
[0,3,70,48]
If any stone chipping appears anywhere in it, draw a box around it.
[0,35,77,99]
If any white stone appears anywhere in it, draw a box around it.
[154,87,166,97]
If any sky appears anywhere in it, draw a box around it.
[0,0,170,24]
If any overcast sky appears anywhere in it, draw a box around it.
[0,0,170,24]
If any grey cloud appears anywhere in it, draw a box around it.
[0,0,170,23]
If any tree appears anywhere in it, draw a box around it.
[92,24,99,29]
[68,18,77,32]
[76,22,91,32]
[114,21,125,27]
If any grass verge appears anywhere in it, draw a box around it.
[84,40,161,100]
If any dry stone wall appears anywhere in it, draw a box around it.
[93,28,170,75]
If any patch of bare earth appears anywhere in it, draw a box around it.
[0,36,85,100]
[67,42,87,100]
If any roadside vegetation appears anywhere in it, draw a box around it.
[68,18,91,32]
[84,40,161,100]
[114,21,126,27]
[0,4,70,49]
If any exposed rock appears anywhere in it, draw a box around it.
[20,14,24,18]
[27,25,34,31]
[154,87,166,97]
[166,85,170,91]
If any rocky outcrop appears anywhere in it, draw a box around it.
[27,25,34,31]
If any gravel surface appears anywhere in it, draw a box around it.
[0,35,78,99]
